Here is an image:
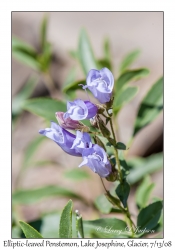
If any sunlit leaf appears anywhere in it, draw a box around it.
[78,29,98,75]
[133,77,163,135]
[113,86,138,114]
[76,211,84,238]
[19,221,43,238]
[12,37,40,71]
[40,15,48,51]
[63,168,90,181]
[62,79,86,97]
[12,77,37,115]
[104,38,111,63]
[136,176,155,209]
[62,68,77,99]
[41,213,60,238]
[23,136,46,168]
[22,98,66,121]
[94,194,113,214]
[115,68,149,92]
[59,200,72,238]
[127,153,163,185]
[12,186,83,204]
[83,218,129,238]
[120,49,140,73]
[12,226,22,238]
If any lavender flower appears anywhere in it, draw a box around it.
[55,112,85,130]
[85,68,114,104]
[79,144,112,177]
[39,122,81,157]
[71,131,92,154]
[64,99,97,121]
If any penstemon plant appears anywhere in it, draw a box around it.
[37,67,160,238]
[12,16,163,239]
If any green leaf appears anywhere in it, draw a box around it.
[115,142,127,150]
[38,42,52,72]
[12,186,83,204]
[76,211,84,238]
[113,86,138,114]
[115,180,130,208]
[98,59,111,70]
[83,218,128,238]
[41,213,60,238]
[23,136,46,168]
[133,77,163,135]
[115,68,149,92]
[104,38,111,63]
[28,160,57,168]
[94,194,113,214]
[62,79,85,97]
[69,50,78,59]
[12,77,37,115]
[22,98,66,121]
[78,29,98,75]
[12,226,22,238]
[137,201,163,231]
[136,176,155,209]
[59,200,72,238]
[62,68,77,99]
[120,49,140,73]
[40,15,48,51]
[127,153,163,185]
[19,221,43,238]
[63,168,90,181]
[12,37,40,71]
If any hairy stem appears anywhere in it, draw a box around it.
[126,205,135,237]
[109,118,123,181]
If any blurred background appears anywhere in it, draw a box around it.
[12,12,163,237]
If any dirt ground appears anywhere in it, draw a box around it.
[12,12,163,223]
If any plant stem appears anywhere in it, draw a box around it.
[109,118,123,181]
[100,177,108,193]
[126,205,135,237]
[109,118,135,236]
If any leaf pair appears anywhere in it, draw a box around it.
[19,200,83,239]
[113,68,149,115]
[12,16,52,72]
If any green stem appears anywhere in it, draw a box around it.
[101,110,135,237]
[126,205,135,237]
[109,118,123,181]
[100,177,108,193]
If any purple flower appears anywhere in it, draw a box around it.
[64,99,97,121]
[71,131,92,154]
[85,68,114,104]
[55,112,85,130]
[39,122,81,157]
[79,144,112,177]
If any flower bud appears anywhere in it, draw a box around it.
[93,135,106,151]
[96,115,111,138]
[96,104,106,114]
[55,112,87,131]
[90,116,98,128]
[105,169,118,182]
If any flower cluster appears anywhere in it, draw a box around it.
[39,68,114,178]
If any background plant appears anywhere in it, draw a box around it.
[12,15,163,239]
